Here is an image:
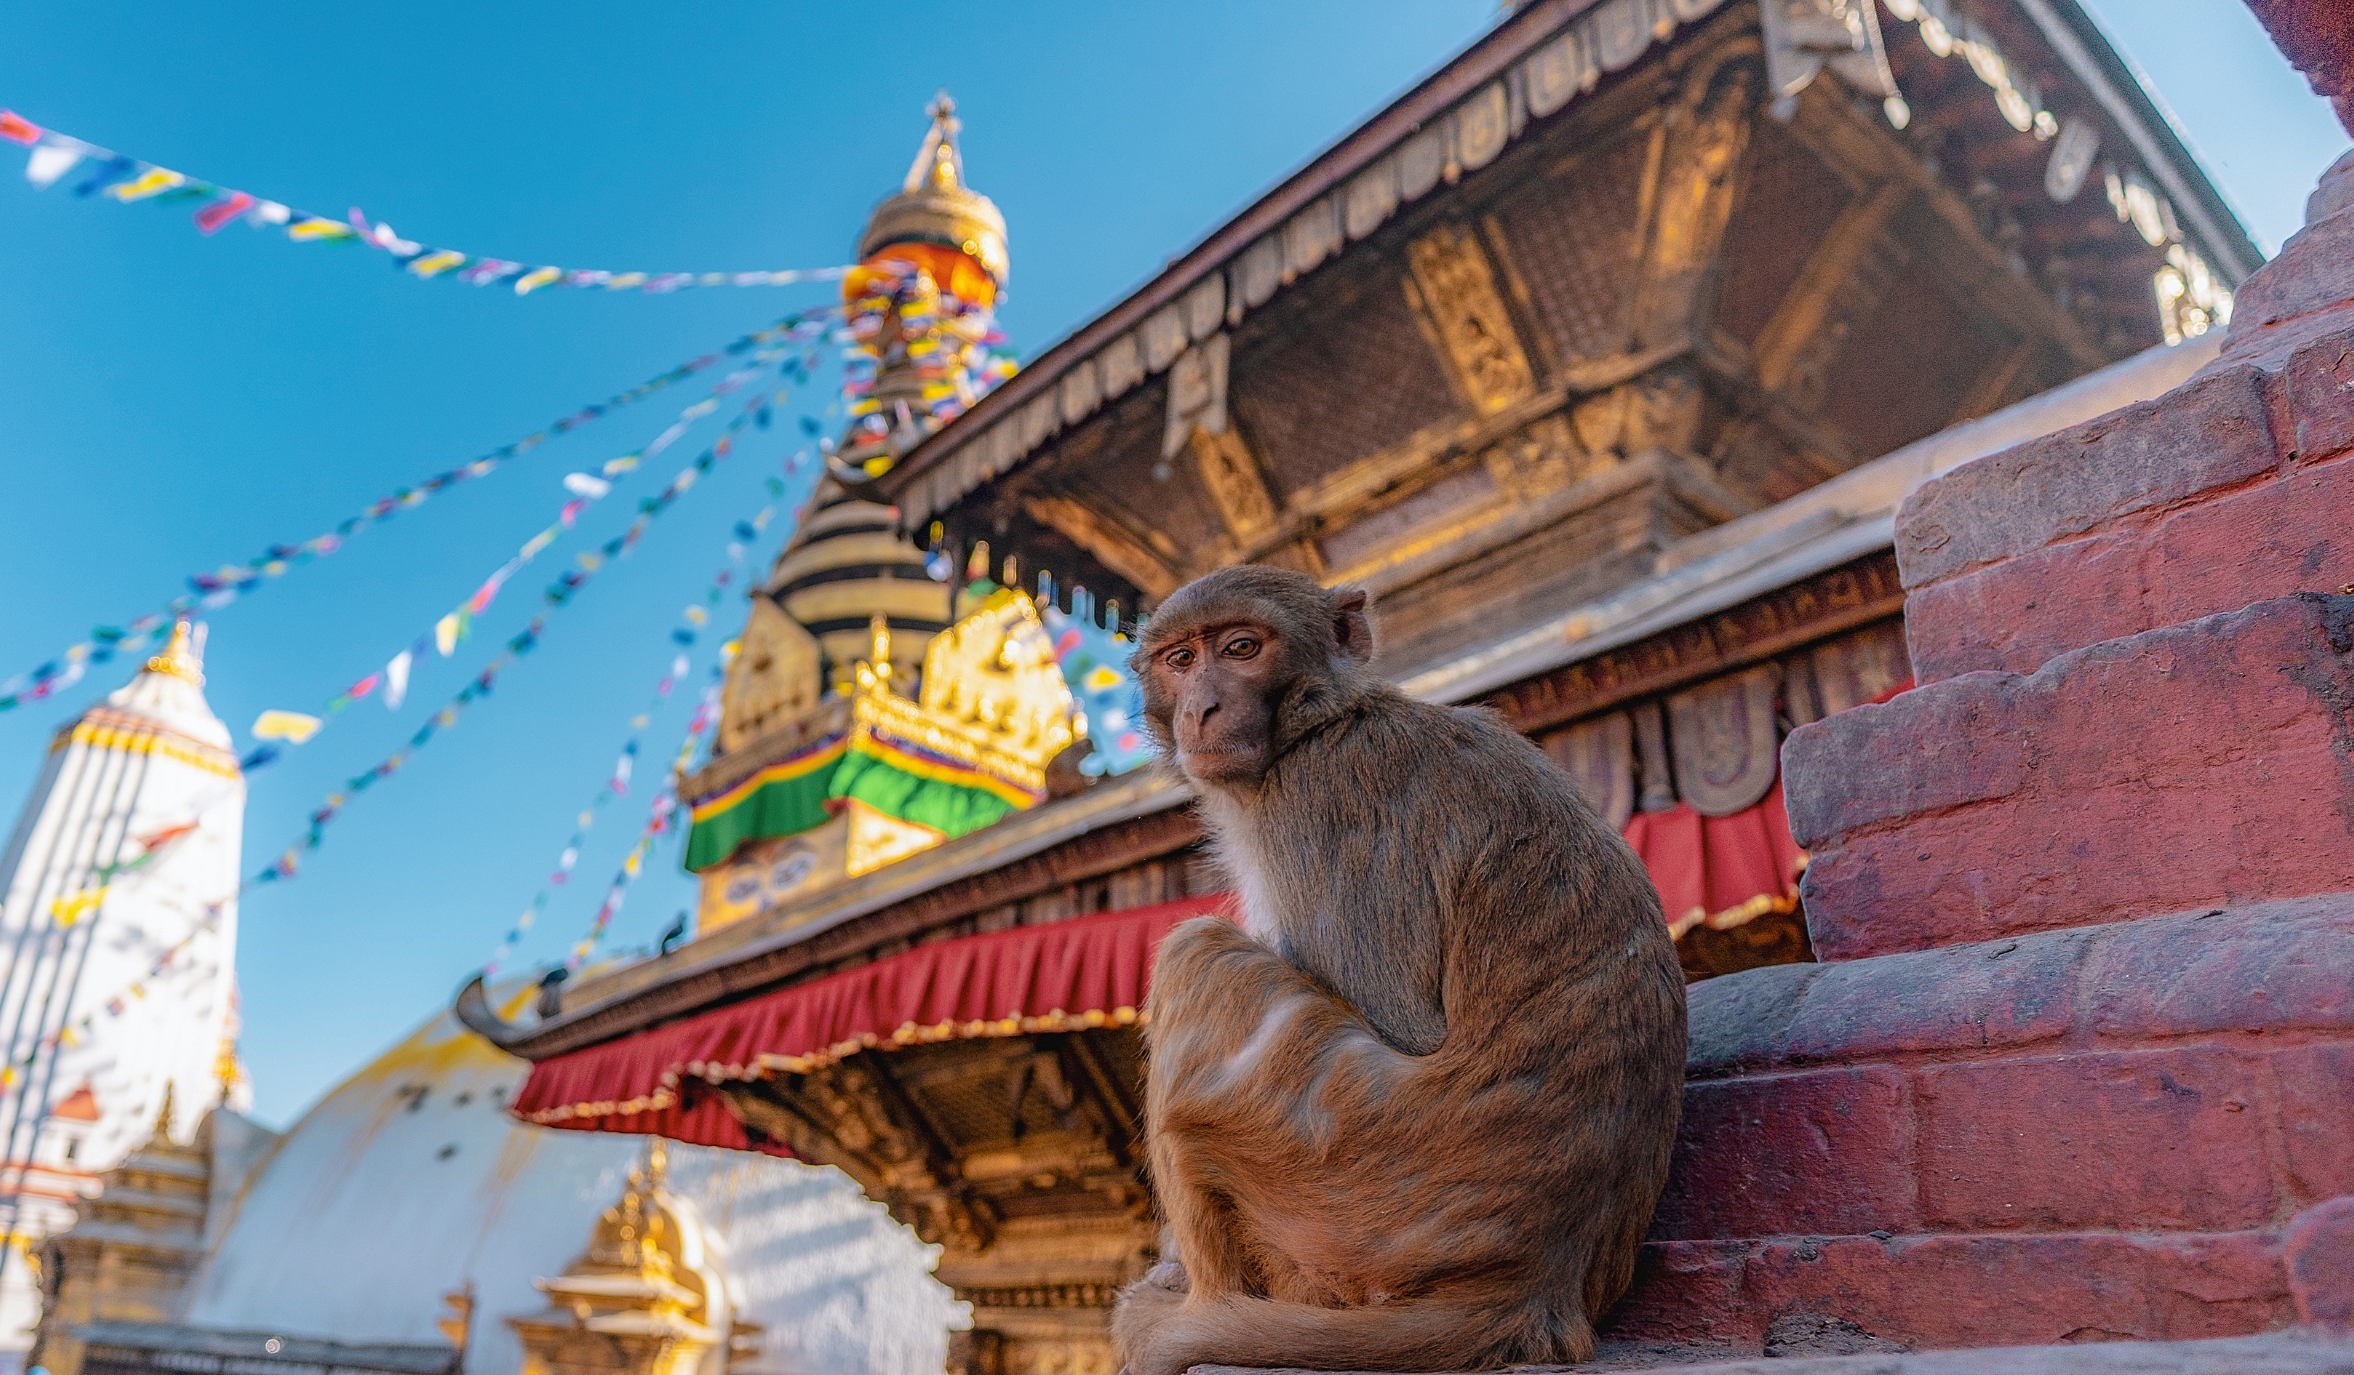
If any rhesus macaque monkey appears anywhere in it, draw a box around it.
[1112,566,1686,1375]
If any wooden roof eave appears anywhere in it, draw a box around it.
[873,0,2259,538]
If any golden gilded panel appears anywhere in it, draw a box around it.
[1403,222,1535,414]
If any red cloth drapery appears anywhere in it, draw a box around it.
[511,894,1232,1153]
[1621,780,1808,941]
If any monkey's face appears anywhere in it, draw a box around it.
[1138,616,1288,789]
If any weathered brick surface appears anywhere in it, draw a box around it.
[2083,898,2354,1040]
[1684,962,1822,1077]
[1784,595,2354,959]
[2285,1196,2354,1331]
[1611,1230,2293,1350]
[1779,921,2081,1064]
[1683,899,2354,1078]
[1653,1068,1918,1241]
[1894,365,2278,589]
[2214,202,2354,375]
[1914,1049,2282,1233]
[2289,326,2354,464]
[2272,1046,2354,1204]
[1906,449,2354,683]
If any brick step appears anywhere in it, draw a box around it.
[1656,901,2352,1246]
[1901,325,2354,684]
[1780,594,2354,960]
[1607,1198,2352,1358]
[1614,1225,2296,1352]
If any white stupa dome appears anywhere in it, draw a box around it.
[175,978,960,1375]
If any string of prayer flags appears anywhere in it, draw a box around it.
[1,109,853,295]
[840,257,1016,455]
[0,307,838,716]
[567,681,720,970]
[239,345,818,772]
[483,500,785,976]
[249,403,819,887]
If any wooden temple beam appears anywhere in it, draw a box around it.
[1226,341,1695,568]
[1949,337,2046,426]
[1749,180,1913,397]
[1017,492,1184,601]
[1779,84,2110,372]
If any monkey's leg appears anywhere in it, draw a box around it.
[1145,918,1391,1306]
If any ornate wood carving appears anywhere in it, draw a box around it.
[1540,711,1635,829]
[1482,550,1903,735]
[1186,426,1280,544]
[1787,616,1911,724]
[1018,492,1184,600]
[1403,222,1536,414]
[1629,54,1756,350]
[1162,334,1231,459]
[1666,663,1782,816]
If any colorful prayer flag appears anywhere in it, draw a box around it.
[194,191,255,234]
[24,144,79,189]
[252,709,323,743]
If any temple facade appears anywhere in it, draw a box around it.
[463,2,2328,1371]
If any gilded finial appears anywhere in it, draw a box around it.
[153,1080,176,1139]
[905,91,964,194]
[144,620,205,685]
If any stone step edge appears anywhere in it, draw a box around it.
[1685,892,2354,1081]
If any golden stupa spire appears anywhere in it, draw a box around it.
[904,91,964,194]
[143,620,204,685]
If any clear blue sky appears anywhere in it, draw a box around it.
[1,1,2343,1128]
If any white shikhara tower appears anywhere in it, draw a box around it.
[0,622,244,1360]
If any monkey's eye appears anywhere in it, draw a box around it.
[1163,647,1196,670]
[1221,636,1261,660]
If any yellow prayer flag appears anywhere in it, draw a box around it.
[251,709,323,743]
[50,887,108,925]
[409,249,468,278]
[513,265,563,296]
[435,612,463,656]
[288,217,356,242]
[109,167,186,202]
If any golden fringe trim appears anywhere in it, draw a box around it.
[60,715,241,779]
[519,1004,1147,1126]
[1667,890,1800,943]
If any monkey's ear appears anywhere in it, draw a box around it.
[1330,586,1375,665]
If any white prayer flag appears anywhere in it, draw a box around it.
[25,145,80,189]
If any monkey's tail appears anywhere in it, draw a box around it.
[1130,1292,1586,1375]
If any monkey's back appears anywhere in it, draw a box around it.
[1236,688,1688,1321]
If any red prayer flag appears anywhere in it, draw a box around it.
[194,191,256,235]
[0,111,40,145]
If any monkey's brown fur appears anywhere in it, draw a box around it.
[1112,565,1686,1375]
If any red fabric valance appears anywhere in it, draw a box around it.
[1622,780,1809,941]
[511,894,1232,1153]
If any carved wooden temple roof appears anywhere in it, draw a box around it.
[874,0,2254,674]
